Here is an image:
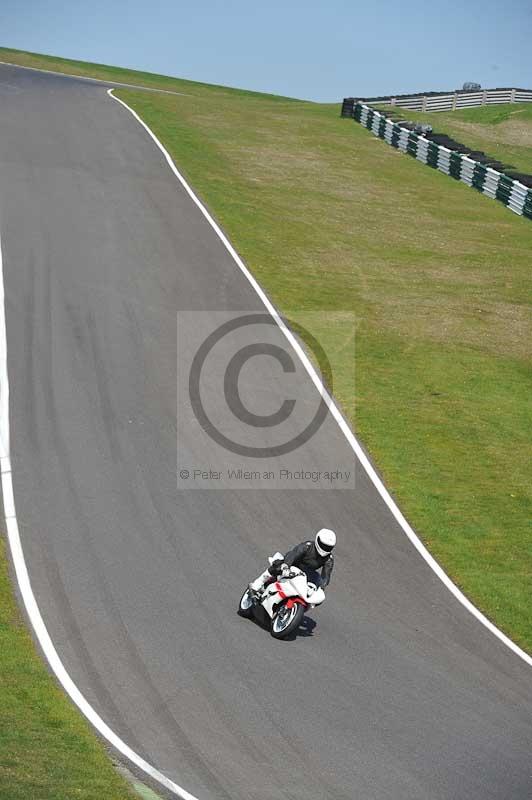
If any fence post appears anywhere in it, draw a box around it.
[421,96,427,112]
[452,93,457,110]
[511,88,516,103]
[482,90,488,106]
[340,98,356,118]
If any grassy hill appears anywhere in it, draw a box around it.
[375,102,532,176]
[0,46,301,102]
[0,47,531,799]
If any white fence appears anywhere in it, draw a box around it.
[366,87,532,113]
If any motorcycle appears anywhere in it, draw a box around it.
[238,552,326,639]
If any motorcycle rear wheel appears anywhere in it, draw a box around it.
[238,588,254,618]
[270,602,305,639]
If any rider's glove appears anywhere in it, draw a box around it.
[269,559,284,576]
[280,563,290,577]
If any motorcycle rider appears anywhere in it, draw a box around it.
[249,528,336,598]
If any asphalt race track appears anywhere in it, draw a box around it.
[0,63,531,800]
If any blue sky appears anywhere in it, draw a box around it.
[2,0,531,101]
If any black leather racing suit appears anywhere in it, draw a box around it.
[270,541,334,588]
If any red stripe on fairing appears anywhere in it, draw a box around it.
[274,581,307,611]
[286,597,307,609]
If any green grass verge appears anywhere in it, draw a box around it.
[0,538,137,799]
[374,102,532,175]
[111,86,532,653]
[0,46,531,797]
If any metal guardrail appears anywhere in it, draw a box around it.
[349,103,532,221]
[341,87,532,114]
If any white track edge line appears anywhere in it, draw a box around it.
[0,243,199,800]
[0,60,189,96]
[107,88,532,669]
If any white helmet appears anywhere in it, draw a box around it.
[315,528,336,557]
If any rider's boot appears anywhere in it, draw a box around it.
[247,585,261,602]
[248,570,271,601]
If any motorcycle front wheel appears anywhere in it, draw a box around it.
[270,602,305,639]
[238,588,254,619]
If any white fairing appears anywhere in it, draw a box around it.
[268,552,284,565]
[260,564,326,619]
